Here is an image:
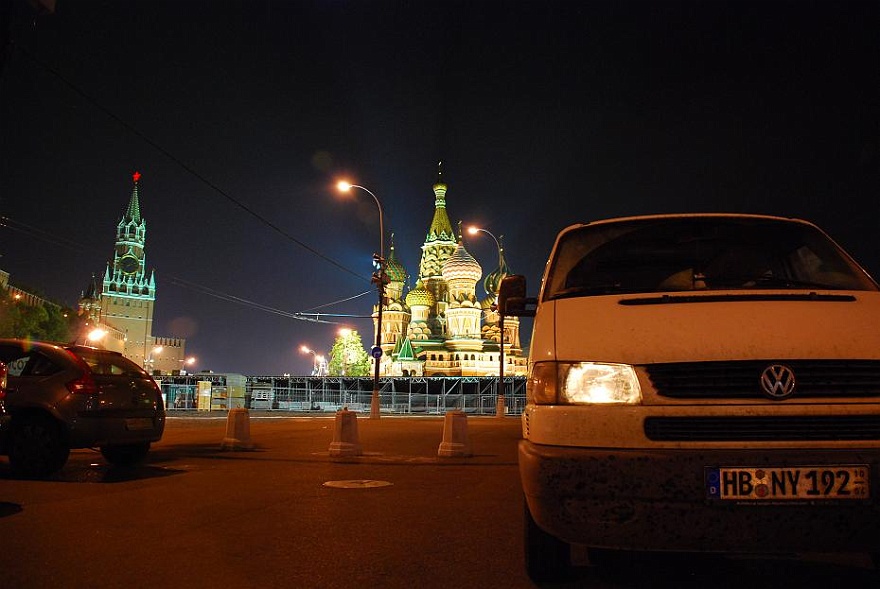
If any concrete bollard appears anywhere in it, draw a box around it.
[329,408,362,457]
[438,410,472,457]
[220,407,254,450]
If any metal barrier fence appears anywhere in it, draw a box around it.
[158,375,527,415]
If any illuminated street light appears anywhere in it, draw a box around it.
[300,345,321,376]
[468,225,507,419]
[87,328,108,343]
[467,225,502,256]
[336,180,386,419]
[145,345,163,373]
[179,356,196,375]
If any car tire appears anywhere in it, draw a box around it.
[524,497,571,582]
[100,442,151,466]
[9,414,70,478]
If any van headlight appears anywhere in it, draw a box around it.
[529,362,642,404]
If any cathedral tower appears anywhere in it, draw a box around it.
[417,164,457,337]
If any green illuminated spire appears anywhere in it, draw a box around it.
[426,161,454,241]
[124,171,142,223]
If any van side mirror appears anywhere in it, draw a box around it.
[498,275,537,317]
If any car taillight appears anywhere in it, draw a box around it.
[63,349,99,395]
[67,374,99,395]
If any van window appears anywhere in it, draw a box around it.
[545,217,878,300]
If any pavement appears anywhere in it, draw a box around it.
[3,412,879,589]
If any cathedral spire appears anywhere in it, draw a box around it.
[427,166,453,242]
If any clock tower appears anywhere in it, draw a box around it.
[101,171,157,365]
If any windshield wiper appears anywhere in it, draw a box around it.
[554,284,625,298]
[709,274,842,290]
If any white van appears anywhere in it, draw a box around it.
[500,214,880,582]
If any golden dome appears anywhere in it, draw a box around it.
[405,280,435,308]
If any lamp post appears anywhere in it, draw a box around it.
[300,345,319,376]
[337,181,386,420]
[467,225,507,418]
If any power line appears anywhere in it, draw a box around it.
[14,44,370,284]
[0,216,370,323]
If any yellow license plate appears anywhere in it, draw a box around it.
[706,465,870,501]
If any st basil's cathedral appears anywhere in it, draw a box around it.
[374,171,528,377]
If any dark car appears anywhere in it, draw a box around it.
[0,339,165,477]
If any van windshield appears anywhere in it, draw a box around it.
[544,217,878,300]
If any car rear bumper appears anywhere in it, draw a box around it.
[67,411,165,448]
[519,439,880,553]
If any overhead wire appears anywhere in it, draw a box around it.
[0,216,372,322]
[14,44,370,284]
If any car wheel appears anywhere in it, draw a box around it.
[9,414,70,478]
[100,442,151,466]
[524,497,571,582]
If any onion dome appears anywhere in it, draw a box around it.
[405,279,435,308]
[384,236,407,283]
[483,240,512,295]
[442,240,482,283]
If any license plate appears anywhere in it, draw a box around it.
[125,418,154,431]
[706,465,870,501]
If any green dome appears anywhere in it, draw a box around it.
[385,241,406,283]
[483,247,511,295]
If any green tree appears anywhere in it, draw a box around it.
[0,289,75,341]
[327,329,371,376]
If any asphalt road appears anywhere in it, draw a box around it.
[1,413,878,588]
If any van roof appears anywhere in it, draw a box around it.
[562,213,816,233]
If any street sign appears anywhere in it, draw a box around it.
[370,346,383,359]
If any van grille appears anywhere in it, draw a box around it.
[644,415,880,442]
[647,360,880,399]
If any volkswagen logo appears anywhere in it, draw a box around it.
[760,364,797,400]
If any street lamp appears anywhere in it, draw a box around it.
[145,345,163,373]
[468,225,507,418]
[179,356,196,375]
[336,180,386,420]
[300,345,320,376]
[87,328,108,344]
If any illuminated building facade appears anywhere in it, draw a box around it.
[78,172,186,373]
[375,172,527,377]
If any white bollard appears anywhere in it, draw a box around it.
[220,407,254,450]
[438,410,472,457]
[329,408,362,457]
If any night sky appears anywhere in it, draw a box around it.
[1,0,877,375]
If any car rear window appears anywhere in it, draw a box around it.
[545,217,879,299]
[0,347,62,377]
[69,349,151,378]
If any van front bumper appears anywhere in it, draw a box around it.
[519,439,880,553]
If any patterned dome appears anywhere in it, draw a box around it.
[385,241,406,283]
[483,247,511,295]
[405,280,435,308]
[442,241,482,283]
